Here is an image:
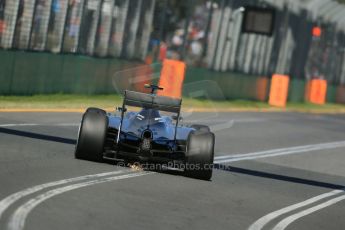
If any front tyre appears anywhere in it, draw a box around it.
[75,108,108,162]
[184,131,215,180]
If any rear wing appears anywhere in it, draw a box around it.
[116,90,182,145]
[123,90,181,113]
[116,90,182,144]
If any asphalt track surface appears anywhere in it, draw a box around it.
[0,111,345,230]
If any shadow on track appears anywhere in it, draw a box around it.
[214,163,345,190]
[0,127,76,145]
[1,127,343,189]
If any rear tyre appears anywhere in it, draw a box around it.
[75,108,108,162]
[184,131,215,180]
[85,107,107,115]
[190,124,210,133]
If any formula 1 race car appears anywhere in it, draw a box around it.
[75,84,215,180]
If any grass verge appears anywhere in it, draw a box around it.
[0,94,345,113]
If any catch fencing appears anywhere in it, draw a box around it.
[0,0,344,98]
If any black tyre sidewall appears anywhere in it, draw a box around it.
[185,131,215,180]
[86,107,107,115]
[75,108,108,162]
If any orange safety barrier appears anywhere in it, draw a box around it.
[268,74,290,107]
[157,59,186,98]
[307,79,327,105]
[256,77,269,102]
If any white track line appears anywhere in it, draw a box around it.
[0,170,128,220]
[0,123,79,127]
[0,118,266,128]
[7,171,153,230]
[0,124,40,127]
[248,190,344,230]
[221,141,345,230]
[272,193,345,230]
[214,141,345,164]
[1,140,345,229]
[185,118,267,123]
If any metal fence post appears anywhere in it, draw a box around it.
[28,0,38,49]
